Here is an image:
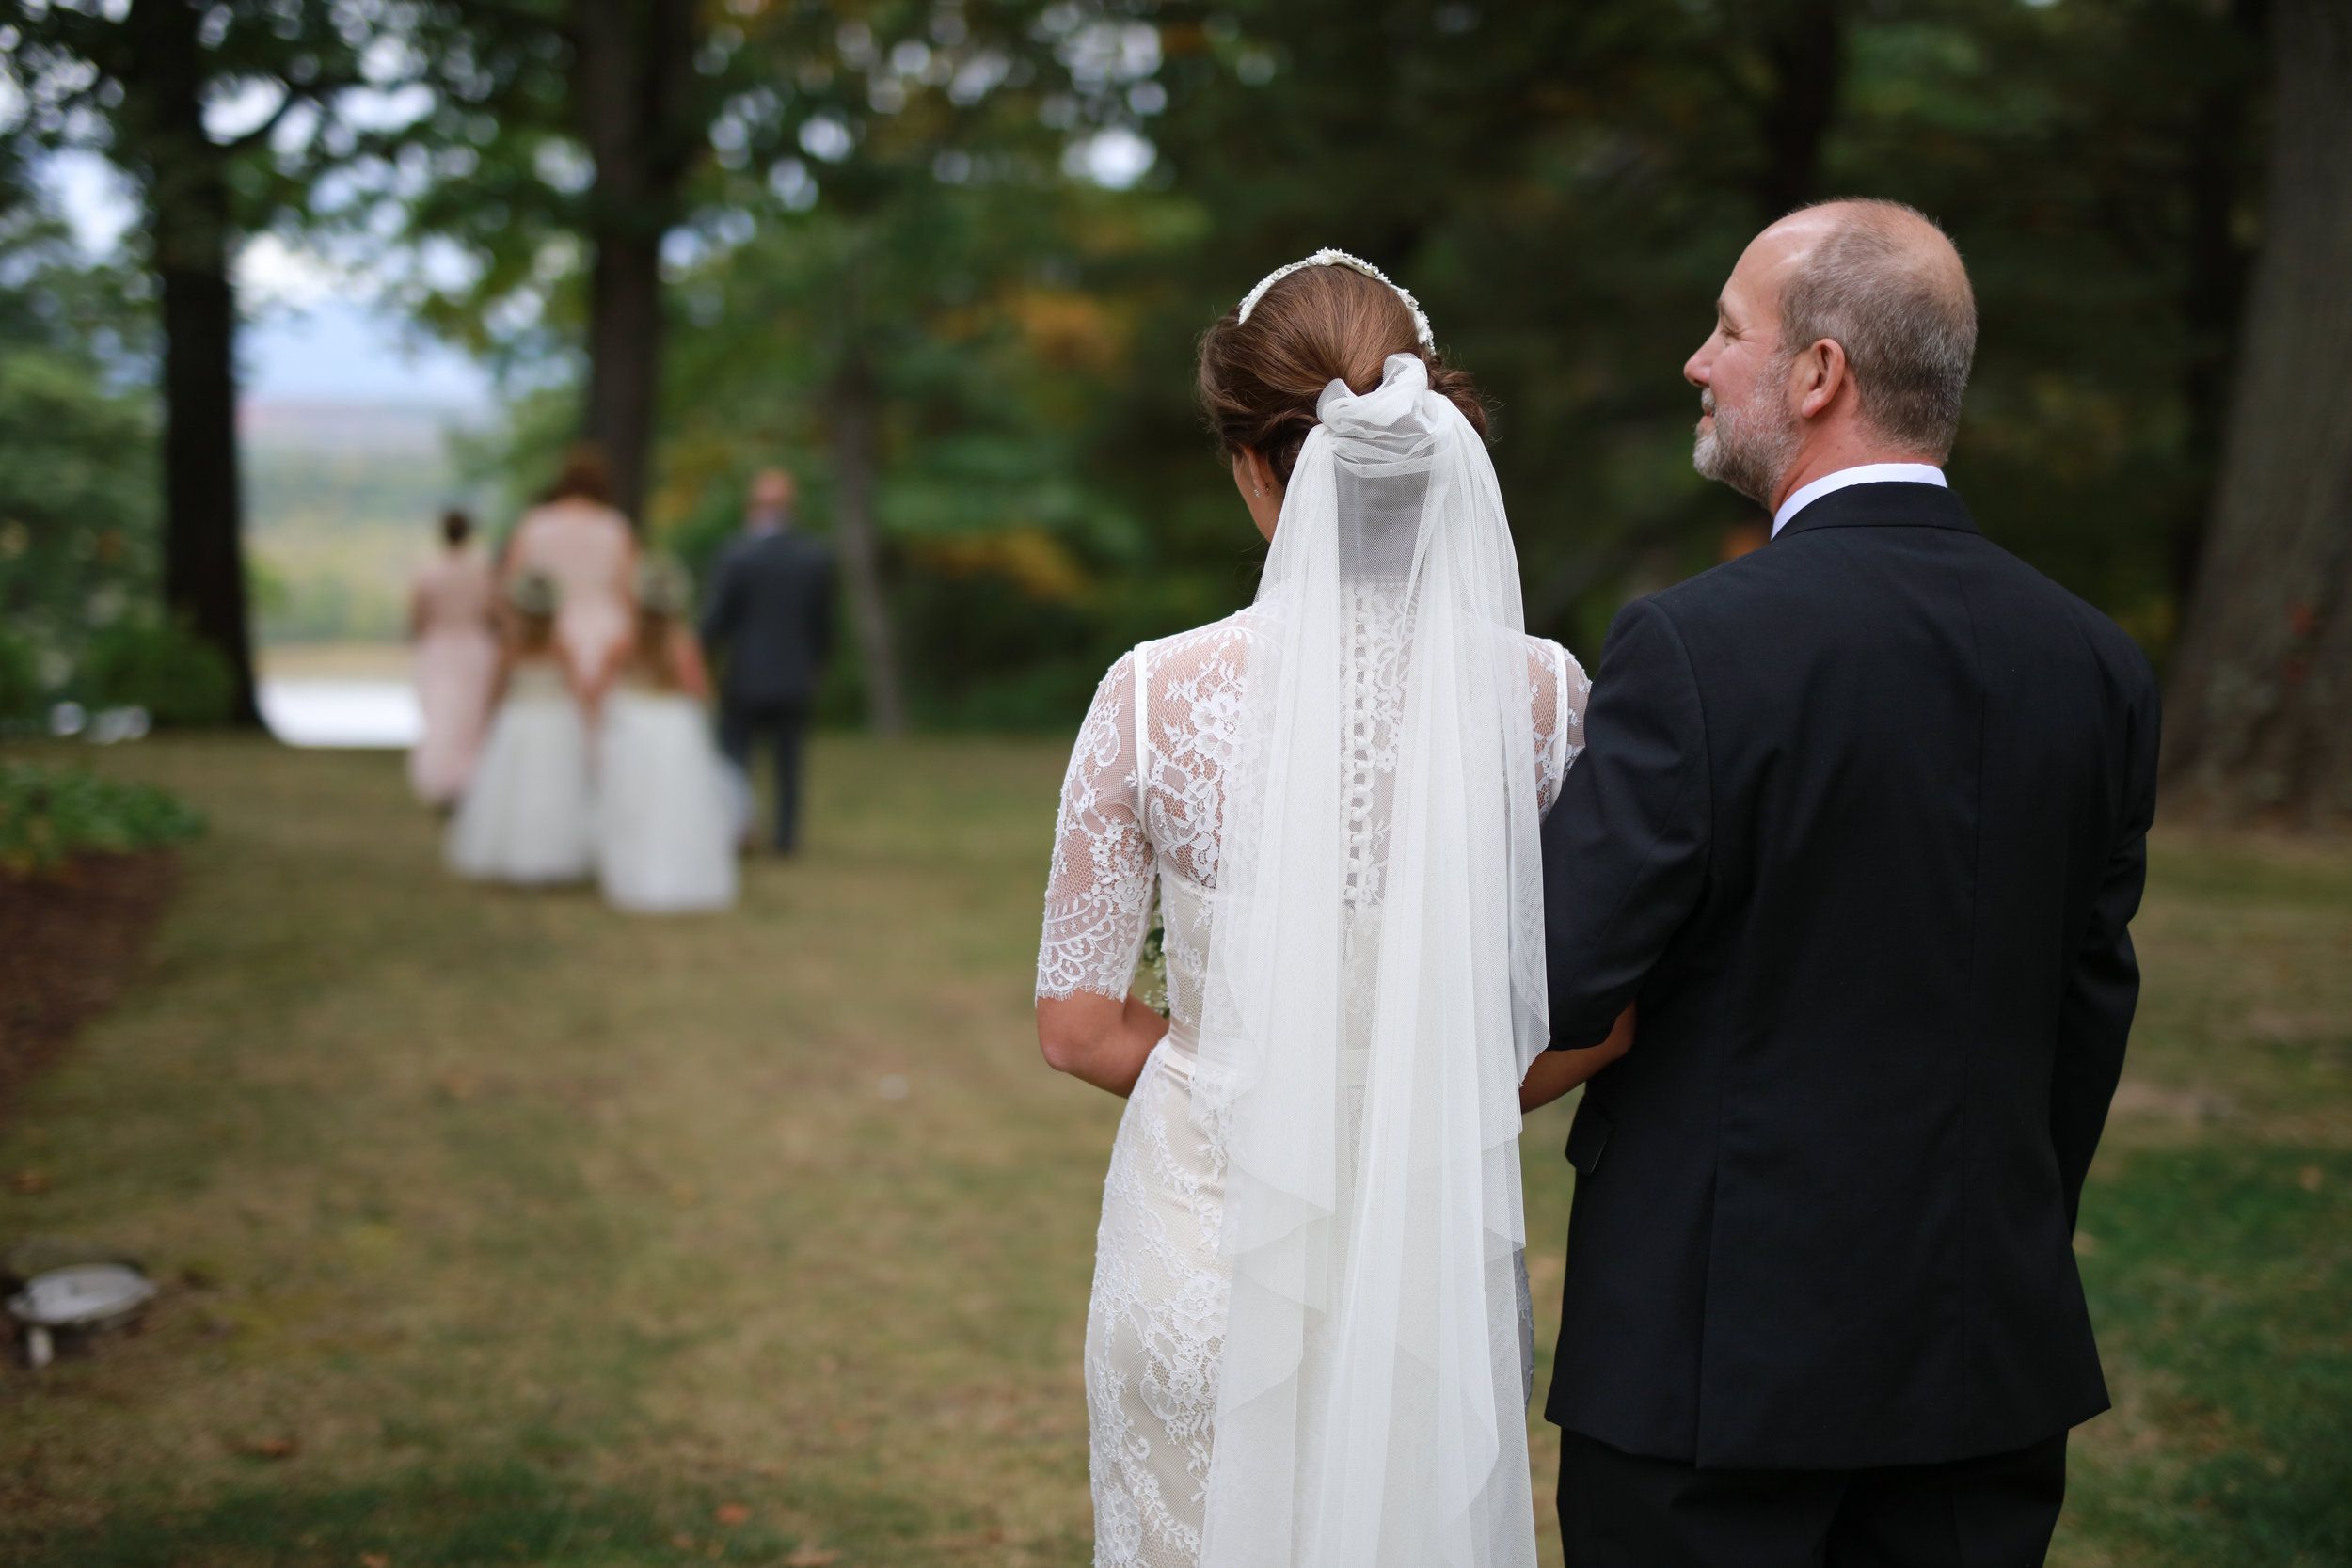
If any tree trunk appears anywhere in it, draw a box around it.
[572,0,702,526]
[829,354,907,736]
[2163,0,2352,825]
[582,229,664,526]
[2169,0,2267,607]
[133,0,259,725]
[1754,0,1846,219]
[158,266,257,725]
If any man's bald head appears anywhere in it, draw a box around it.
[1768,199,1977,459]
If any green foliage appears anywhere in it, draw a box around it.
[0,760,204,876]
[0,203,161,711]
[77,616,238,726]
[0,626,40,721]
[0,343,159,661]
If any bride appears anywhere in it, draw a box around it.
[1035,252,1629,1568]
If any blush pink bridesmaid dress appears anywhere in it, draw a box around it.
[503,499,636,694]
[407,545,501,806]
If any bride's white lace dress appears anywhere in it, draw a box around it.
[1038,614,1589,1568]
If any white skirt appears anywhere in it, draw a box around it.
[596,689,739,913]
[1081,1033,1535,1568]
[1088,1037,1231,1568]
[446,689,594,884]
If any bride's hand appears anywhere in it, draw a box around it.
[1037,992,1170,1098]
[1519,1004,1635,1114]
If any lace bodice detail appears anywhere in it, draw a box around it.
[1036,610,1590,1011]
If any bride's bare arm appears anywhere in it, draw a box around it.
[1520,1005,1634,1113]
[1038,992,1169,1098]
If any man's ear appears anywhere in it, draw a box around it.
[1795,338,1849,420]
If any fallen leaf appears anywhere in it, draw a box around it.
[237,1435,298,1460]
[715,1503,752,1526]
[360,1554,391,1568]
[787,1547,840,1567]
[8,1169,52,1196]
[671,1534,696,1550]
[2300,1165,2325,1192]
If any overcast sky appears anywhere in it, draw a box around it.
[45,150,496,410]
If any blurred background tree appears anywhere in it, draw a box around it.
[2162,0,2352,826]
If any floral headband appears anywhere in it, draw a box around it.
[1234,247,1436,352]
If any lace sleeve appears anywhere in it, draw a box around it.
[1038,651,1155,1001]
[1530,637,1593,817]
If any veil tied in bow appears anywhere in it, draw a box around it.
[1195,354,1546,1568]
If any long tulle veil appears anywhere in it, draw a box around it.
[1193,353,1547,1568]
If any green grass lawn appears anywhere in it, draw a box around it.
[0,736,2344,1568]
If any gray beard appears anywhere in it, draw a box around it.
[1692,388,1800,509]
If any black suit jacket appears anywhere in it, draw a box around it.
[1539,481,2158,1470]
[700,531,836,710]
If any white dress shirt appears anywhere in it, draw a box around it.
[1772,463,1947,537]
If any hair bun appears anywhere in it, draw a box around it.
[1200,263,1486,488]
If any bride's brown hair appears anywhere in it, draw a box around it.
[1198,262,1487,488]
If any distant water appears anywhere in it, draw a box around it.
[259,680,422,749]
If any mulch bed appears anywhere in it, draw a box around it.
[0,851,179,1129]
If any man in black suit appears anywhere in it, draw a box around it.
[702,467,835,853]
[1537,200,2159,1565]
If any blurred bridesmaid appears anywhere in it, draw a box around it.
[596,558,738,913]
[502,441,637,699]
[447,572,596,885]
[406,507,500,808]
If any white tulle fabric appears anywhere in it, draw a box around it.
[596,688,739,913]
[1040,355,1584,1568]
[1193,355,1548,1568]
[447,661,595,884]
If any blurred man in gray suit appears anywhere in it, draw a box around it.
[701,468,835,853]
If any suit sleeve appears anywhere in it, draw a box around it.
[1541,597,1711,1050]
[2049,660,2160,1227]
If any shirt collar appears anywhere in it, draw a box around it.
[1772,463,1947,537]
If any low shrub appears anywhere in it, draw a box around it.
[77,617,236,726]
[0,629,39,721]
[0,761,205,876]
